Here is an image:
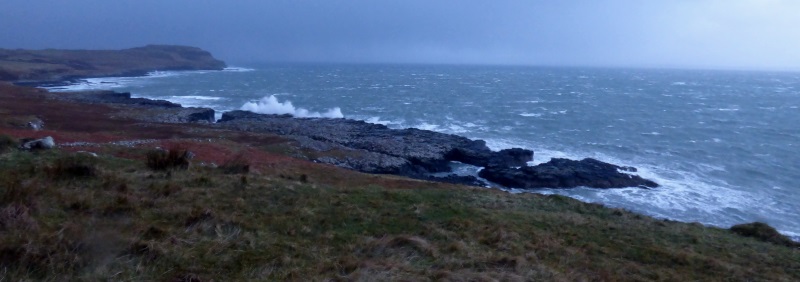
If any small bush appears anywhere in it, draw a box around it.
[0,134,17,153]
[148,182,181,197]
[730,222,799,247]
[146,146,191,171]
[48,153,98,179]
[1,176,24,206]
[219,153,250,174]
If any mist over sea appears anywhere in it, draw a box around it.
[49,64,800,240]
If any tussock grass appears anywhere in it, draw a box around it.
[46,153,98,179]
[145,145,191,170]
[219,153,250,174]
[731,222,800,247]
[0,148,798,281]
[0,134,16,153]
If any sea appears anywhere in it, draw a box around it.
[47,64,800,241]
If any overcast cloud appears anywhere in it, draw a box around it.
[1,0,799,70]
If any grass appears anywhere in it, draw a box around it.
[46,153,98,179]
[730,222,800,248]
[0,147,798,281]
[218,153,250,174]
[0,134,15,153]
[145,145,191,171]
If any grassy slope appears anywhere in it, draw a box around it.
[1,84,799,281]
[1,148,798,281]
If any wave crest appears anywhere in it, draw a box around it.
[240,95,343,118]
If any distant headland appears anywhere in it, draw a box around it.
[0,45,226,85]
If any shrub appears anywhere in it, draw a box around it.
[730,222,799,247]
[146,146,192,171]
[219,153,250,174]
[0,134,16,153]
[1,176,32,206]
[48,153,98,179]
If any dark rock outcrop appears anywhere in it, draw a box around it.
[491,148,534,167]
[128,107,216,124]
[218,110,658,189]
[218,111,528,174]
[445,146,533,168]
[479,158,658,189]
[51,90,181,107]
[47,90,215,123]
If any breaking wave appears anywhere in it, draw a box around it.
[240,95,343,118]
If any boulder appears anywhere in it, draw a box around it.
[27,119,44,130]
[20,136,56,151]
[186,108,216,123]
[479,158,658,189]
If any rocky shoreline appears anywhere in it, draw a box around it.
[216,110,659,188]
[32,86,659,189]
[2,45,658,189]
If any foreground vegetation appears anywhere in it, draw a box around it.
[1,144,798,281]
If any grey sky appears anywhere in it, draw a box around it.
[2,0,799,70]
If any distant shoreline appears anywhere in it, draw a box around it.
[0,45,226,85]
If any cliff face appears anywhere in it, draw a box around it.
[0,45,227,83]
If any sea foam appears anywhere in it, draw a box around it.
[240,95,343,118]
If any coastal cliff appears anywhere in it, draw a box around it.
[0,45,226,84]
[0,48,797,280]
[1,83,798,280]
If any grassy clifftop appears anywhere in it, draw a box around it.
[1,144,798,281]
[0,45,226,83]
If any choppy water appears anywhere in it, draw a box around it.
[49,64,800,240]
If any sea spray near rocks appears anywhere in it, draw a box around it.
[240,95,343,118]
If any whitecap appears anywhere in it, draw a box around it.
[415,122,440,131]
[519,113,543,117]
[447,124,468,133]
[240,95,343,118]
[171,95,222,101]
[364,117,393,125]
[223,67,256,72]
[146,70,183,78]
